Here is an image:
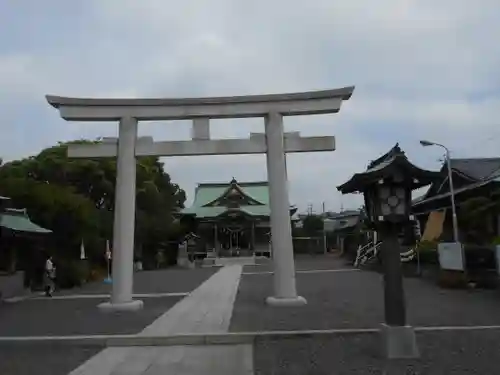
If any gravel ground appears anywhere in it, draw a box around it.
[0,266,219,337]
[244,255,350,273]
[254,330,500,374]
[0,296,182,336]
[231,269,500,332]
[0,267,221,373]
[0,343,104,375]
[56,267,218,295]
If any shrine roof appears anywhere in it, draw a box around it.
[181,179,270,218]
[0,208,52,233]
[181,179,295,218]
[338,144,442,194]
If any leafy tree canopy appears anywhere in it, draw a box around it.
[0,140,186,264]
[302,214,324,236]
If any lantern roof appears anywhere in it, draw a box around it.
[337,143,442,194]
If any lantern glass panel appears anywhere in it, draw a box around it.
[393,172,404,183]
[395,186,406,199]
[370,190,378,218]
[395,186,408,215]
[379,185,390,200]
[395,204,405,215]
[381,203,391,216]
[387,196,399,207]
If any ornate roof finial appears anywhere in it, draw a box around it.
[367,143,405,170]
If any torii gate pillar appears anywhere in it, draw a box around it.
[265,112,303,304]
[107,117,141,311]
[46,86,354,311]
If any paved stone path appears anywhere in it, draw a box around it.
[68,265,251,375]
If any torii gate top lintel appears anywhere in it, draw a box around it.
[45,86,355,122]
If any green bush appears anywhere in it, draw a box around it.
[463,245,496,270]
[415,240,438,264]
[55,260,87,289]
[416,240,438,251]
[417,248,439,265]
[491,237,500,246]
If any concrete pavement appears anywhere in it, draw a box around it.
[4,256,500,374]
[68,265,251,375]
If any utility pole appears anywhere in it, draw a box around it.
[420,140,459,242]
[322,201,327,254]
[307,204,313,216]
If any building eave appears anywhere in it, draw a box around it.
[338,154,441,194]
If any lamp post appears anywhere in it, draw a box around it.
[340,171,419,359]
[322,201,327,254]
[419,140,459,243]
[337,144,441,359]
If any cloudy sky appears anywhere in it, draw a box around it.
[1,0,500,213]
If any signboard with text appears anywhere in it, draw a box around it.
[438,242,464,271]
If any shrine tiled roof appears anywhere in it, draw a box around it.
[338,144,442,194]
[0,208,52,233]
[181,179,271,218]
[449,158,500,181]
[181,179,294,218]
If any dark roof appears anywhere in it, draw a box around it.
[413,176,500,207]
[0,208,52,233]
[324,216,361,232]
[338,144,442,194]
[326,210,362,219]
[450,158,500,181]
[367,143,404,170]
[411,195,426,205]
[414,165,500,208]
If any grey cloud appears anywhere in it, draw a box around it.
[0,0,499,211]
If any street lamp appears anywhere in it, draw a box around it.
[337,144,443,359]
[419,140,459,243]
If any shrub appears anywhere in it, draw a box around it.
[438,270,468,289]
[88,267,107,282]
[491,237,500,246]
[55,260,87,289]
[463,245,496,270]
[415,240,439,264]
[416,240,438,251]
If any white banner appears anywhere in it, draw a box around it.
[80,240,86,260]
[106,240,112,260]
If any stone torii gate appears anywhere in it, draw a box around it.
[46,86,354,312]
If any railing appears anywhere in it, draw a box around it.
[400,247,416,263]
[355,242,416,267]
[354,241,381,267]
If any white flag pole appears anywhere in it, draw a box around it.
[104,240,112,283]
[80,239,86,260]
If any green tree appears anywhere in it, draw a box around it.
[460,187,500,244]
[0,140,186,274]
[302,214,324,237]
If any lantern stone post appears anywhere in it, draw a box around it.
[338,144,441,359]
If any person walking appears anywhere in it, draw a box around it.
[44,255,56,297]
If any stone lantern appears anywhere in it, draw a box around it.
[337,144,441,359]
